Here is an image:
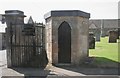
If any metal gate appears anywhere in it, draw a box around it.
[6,23,48,67]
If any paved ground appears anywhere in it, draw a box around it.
[0,50,7,78]
[2,66,119,78]
[0,50,7,66]
[0,50,119,78]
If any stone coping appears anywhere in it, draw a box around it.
[3,10,26,17]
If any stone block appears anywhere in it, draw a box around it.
[109,31,118,43]
[89,33,95,49]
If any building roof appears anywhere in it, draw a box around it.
[90,19,118,29]
[89,23,98,29]
[103,19,118,28]
[44,10,90,19]
[28,16,34,24]
[89,20,101,29]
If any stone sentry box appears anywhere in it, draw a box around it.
[44,10,90,66]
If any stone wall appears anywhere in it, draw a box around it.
[45,17,52,65]
[51,16,89,65]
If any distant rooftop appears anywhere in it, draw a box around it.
[89,19,118,29]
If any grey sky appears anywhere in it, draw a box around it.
[0,0,119,32]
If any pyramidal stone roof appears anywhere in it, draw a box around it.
[44,10,90,19]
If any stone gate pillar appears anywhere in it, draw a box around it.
[44,10,90,66]
[3,10,26,67]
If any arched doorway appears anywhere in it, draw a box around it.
[58,21,71,63]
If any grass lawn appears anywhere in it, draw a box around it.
[89,37,119,67]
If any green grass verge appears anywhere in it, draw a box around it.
[89,37,119,65]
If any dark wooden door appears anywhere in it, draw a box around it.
[58,21,71,63]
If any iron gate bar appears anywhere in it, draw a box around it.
[6,22,45,67]
[11,45,43,47]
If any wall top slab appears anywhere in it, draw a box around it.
[44,10,90,19]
